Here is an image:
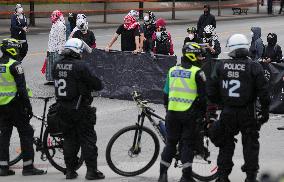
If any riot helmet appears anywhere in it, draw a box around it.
[226,34,250,58]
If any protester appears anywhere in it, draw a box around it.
[249,27,264,61]
[184,26,201,45]
[72,17,96,48]
[0,38,45,176]
[128,10,144,52]
[152,18,174,55]
[262,33,283,63]
[46,10,66,85]
[53,38,104,180]
[105,14,140,53]
[10,4,28,62]
[69,14,86,39]
[66,13,77,39]
[141,11,156,52]
[197,4,216,39]
[207,34,270,182]
[279,0,284,14]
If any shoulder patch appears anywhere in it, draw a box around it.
[15,65,24,74]
[199,71,206,82]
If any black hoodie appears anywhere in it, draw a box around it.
[197,5,216,38]
[249,27,264,61]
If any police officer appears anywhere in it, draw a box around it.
[207,34,270,182]
[158,42,207,182]
[0,38,45,176]
[53,38,105,180]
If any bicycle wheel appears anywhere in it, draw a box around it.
[9,128,23,166]
[43,127,84,173]
[106,125,160,177]
[192,136,218,181]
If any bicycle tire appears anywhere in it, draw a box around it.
[191,137,218,181]
[43,127,84,173]
[106,125,160,177]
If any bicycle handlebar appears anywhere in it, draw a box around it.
[131,91,155,112]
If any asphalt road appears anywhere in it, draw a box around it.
[1,16,284,182]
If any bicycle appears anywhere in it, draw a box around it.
[106,91,219,181]
[8,96,84,173]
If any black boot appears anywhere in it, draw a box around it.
[66,170,78,179]
[22,167,46,176]
[245,173,259,182]
[215,176,231,182]
[179,176,196,182]
[85,169,105,180]
[0,168,15,176]
[158,172,168,182]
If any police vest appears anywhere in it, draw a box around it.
[0,59,32,105]
[168,65,199,111]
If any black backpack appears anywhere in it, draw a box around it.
[155,31,171,55]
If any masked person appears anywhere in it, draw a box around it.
[72,18,96,48]
[207,34,270,182]
[68,14,86,39]
[152,18,174,55]
[105,14,140,53]
[141,11,156,52]
[0,38,45,176]
[249,27,264,61]
[197,4,216,39]
[262,33,283,63]
[10,4,28,62]
[46,10,66,85]
[158,42,207,182]
[184,26,201,45]
[66,13,77,39]
[53,38,104,180]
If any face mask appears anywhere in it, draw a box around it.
[188,34,194,40]
[17,7,23,14]
[251,31,254,37]
[156,32,162,40]
[204,11,208,15]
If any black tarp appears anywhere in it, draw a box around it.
[84,49,177,103]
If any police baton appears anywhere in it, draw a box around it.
[76,95,82,110]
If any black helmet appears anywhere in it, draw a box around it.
[0,38,21,60]
[182,42,202,62]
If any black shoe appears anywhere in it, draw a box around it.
[277,126,284,130]
[85,169,105,180]
[44,81,54,86]
[180,176,196,182]
[158,172,168,182]
[66,170,78,179]
[22,168,46,176]
[215,176,231,182]
[0,168,15,176]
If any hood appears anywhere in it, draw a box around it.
[204,4,211,14]
[251,27,261,40]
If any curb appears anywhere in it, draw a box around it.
[0,14,279,36]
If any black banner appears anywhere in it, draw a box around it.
[84,49,177,103]
[261,62,284,114]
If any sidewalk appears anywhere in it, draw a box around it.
[0,4,282,35]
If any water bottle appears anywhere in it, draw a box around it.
[159,120,167,138]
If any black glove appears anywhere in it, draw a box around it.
[24,104,33,120]
[257,107,269,126]
[47,51,50,57]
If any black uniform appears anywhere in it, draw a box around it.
[160,60,207,179]
[207,54,270,178]
[0,55,34,169]
[53,55,103,171]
